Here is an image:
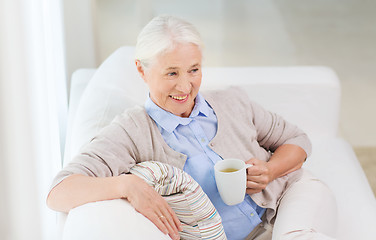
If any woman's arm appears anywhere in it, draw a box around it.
[243,95,311,194]
[47,174,126,212]
[266,144,306,179]
[246,144,306,194]
[47,174,182,240]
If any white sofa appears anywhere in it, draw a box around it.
[59,46,376,239]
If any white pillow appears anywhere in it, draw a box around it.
[66,46,148,166]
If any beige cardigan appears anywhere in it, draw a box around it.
[51,87,311,223]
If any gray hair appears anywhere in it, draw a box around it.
[135,15,203,69]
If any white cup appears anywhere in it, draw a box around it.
[214,158,252,205]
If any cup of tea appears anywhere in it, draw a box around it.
[214,158,252,205]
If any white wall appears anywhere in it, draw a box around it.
[63,0,98,95]
[62,0,376,147]
[91,0,376,147]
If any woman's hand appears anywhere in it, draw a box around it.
[245,158,274,195]
[245,145,306,196]
[245,145,306,195]
[121,174,182,240]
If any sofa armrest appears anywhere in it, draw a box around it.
[63,69,96,166]
[305,138,376,240]
[63,199,171,240]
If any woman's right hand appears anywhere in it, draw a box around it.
[121,174,182,240]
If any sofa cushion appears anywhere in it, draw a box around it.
[66,46,148,166]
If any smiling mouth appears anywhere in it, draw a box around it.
[170,95,188,101]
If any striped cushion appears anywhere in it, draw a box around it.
[130,161,227,240]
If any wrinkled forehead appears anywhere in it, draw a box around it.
[150,43,202,70]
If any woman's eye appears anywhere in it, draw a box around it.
[190,68,199,73]
[168,72,177,76]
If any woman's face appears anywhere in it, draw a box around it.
[136,43,202,118]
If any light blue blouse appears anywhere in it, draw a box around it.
[145,93,265,240]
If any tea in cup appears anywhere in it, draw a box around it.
[214,158,252,205]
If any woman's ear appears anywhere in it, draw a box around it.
[135,60,146,82]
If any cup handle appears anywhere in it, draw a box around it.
[244,164,253,169]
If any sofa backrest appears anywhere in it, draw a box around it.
[64,46,341,165]
[202,66,341,140]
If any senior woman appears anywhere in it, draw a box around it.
[47,16,337,240]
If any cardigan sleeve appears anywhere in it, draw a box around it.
[49,106,185,192]
[249,99,312,157]
[50,117,139,190]
[202,87,311,160]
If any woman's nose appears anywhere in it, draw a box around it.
[176,77,191,93]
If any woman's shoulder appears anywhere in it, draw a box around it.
[202,86,253,111]
[112,105,154,130]
[202,86,245,97]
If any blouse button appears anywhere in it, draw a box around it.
[210,143,214,147]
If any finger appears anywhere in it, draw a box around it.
[247,180,267,191]
[247,174,269,184]
[156,203,180,235]
[166,203,183,231]
[150,193,180,237]
[160,208,180,236]
[158,198,181,232]
[247,167,264,176]
[246,158,261,165]
[246,188,262,194]
[157,212,179,240]
[247,180,261,189]
[245,158,256,164]
[144,211,169,235]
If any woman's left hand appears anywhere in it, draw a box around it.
[245,158,274,195]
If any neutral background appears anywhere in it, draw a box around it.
[63,0,375,194]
